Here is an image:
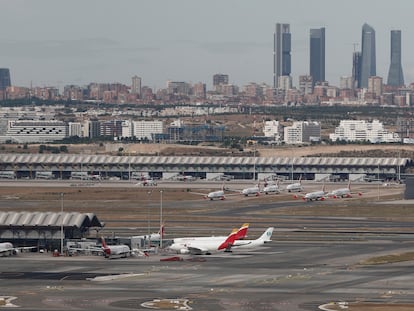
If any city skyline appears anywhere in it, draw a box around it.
[1,0,414,90]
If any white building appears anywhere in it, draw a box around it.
[329,119,400,143]
[4,120,68,143]
[263,120,283,142]
[284,121,321,145]
[68,122,83,137]
[278,75,292,91]
[132,120,163,140]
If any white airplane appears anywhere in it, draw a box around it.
[132,224,164,242]
[137,178,157,186]
[190,184,227,200]
[241,183,261,197]
[169,223,249,255]
[0,242,36,257]
[176,174,196,181]
[262,181,280,195]
[294,184,327,202]
[231,227,274,250]
[285,177,303,192]
[327,181,362,199]
[101,237,131,259]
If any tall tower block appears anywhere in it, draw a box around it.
[387,30,404,86]
[273,23,291,89]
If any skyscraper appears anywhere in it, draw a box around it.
[387,30,404,86]
[352,51,362,88]
[273,23,291,89]
[360,23,376,88]
[131,76,142,96]
[309,28,325,85]
[0,68,11,91]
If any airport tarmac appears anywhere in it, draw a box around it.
[1,231,414,311]
[0,180,413,310]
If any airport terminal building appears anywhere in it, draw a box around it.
[0,153,410,182]
[0,212,103,251]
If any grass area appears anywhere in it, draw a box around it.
[360,252,414,265]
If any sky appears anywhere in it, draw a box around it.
[1,0,414,90]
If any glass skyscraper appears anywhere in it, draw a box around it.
[309,28,325,85]
[0,68,11,91]
[360,23,376,88]
[387,30,404,86]
[273,23,291,89]
[352,51,362,88]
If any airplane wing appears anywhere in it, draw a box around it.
[186,246,208,255]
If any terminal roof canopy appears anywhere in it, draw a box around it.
[0,212,103,229]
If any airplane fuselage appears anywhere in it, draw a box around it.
[303,190,326,201]
[286,183,303,192]
[102,244,130,259]
[207,190,225,200]
[263,184,280,194]
[241,186,260,196]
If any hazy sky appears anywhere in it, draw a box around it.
[1,0,414,90]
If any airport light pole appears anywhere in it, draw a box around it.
[147,190,152,248]
[159,190,163,249]
[377,164,380,201]
[60,192,64,255]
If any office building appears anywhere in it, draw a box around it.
[299,75,313,94]
[368,76,383,98]
[352,51,362,88]
[131,76,142,96]
[309,28,325,85]
[273,23,291,89]
[284,121,320,145]
[0,69,11,92]
[278,75,292,91]
[387,30,404,86]
[213,74,229,86]
[360,23,376,88]
[330,120,399,143]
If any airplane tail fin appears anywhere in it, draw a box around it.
[101,236,108,249]
[218,228,238,250]
[258,227,274,242]
[235,223,249,239]
[158,223,165,238]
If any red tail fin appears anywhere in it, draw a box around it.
[158,224,165,238]
[101,236,107,249]
[235,223,249,239]
[217,228,238,250]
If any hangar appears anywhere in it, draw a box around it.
[0,212,103,251]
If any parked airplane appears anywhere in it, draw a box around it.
[137,178,158,186]
[327,181,362,199]
[241,183,261,196]
[190,184,228,200]
[231,227,274,250]
[101,237,131,259]
[262,181,280,195]
[294,184,326,202]
[169,223,249,255]
[176,174,196,181]
[285,177,303,192]
[0,242,36,257]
